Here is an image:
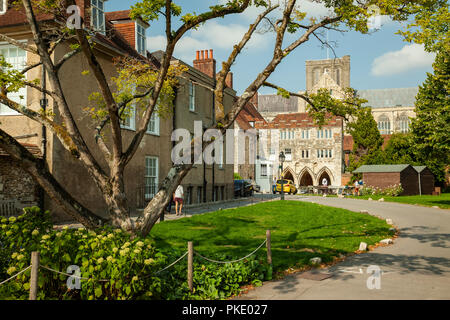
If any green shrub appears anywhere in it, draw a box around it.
[359,184,403,197]
[0,207,269,300]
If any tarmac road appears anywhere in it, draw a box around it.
[235,196,450,300]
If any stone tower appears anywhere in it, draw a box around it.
[305,55,351,92]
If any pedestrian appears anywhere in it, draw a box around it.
[354,180,360,196]
[174,184,184,216]
[322,178,328,195]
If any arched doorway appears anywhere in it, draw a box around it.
[283,170,295,183]
[318,171,331,186]
[299,171,314,186]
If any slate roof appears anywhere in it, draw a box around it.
[356,88,419,109]
[353,164,412,173]
[413,166,427,173]
[258,94,298,113]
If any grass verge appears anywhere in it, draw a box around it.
[150,200,393,273]
[345,193,450,209]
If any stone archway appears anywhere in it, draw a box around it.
[318,170,332,186]
[299,169,314,187]
[282,167,295,184]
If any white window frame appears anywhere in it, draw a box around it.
[261,164,268,177]
[144,156,159,200]
[378,116,391,135]
[120,104,136,131]
[399,116,410,133]
[147,111,160,136]
[135,20,147,56]
[0,43,27,116]
[91,0,106,34]
[1,0,8,15]
[189,82,196,112]
[302,129,309,140]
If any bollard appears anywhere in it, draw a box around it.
[29,251,40,300]
[188,241,193,293]
[266,230,272,265]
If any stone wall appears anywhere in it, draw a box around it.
[0,157,40,216]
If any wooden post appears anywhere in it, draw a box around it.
[266,230,272,265]
[29,251,40,300]
[188,241,193,293]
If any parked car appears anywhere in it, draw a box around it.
[245,180,261,193]
[234,180,254,198]
[275,179,298,195]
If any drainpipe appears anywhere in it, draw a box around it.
[418,171,422,196]
[211,74,216,202]
[39,65,48,211]
[202,125,207,203]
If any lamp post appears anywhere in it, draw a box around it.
[279,151,286,201]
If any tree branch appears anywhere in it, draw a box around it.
[0,128,106,229]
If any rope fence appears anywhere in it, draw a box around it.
[194,239,267,264]
[0,230,273,298]
[0,266,32,286]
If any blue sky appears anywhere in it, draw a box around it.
[106,0,435,95]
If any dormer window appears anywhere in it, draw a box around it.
[136,20,147,56]
[91,0,106,34]
[0,0,8,15]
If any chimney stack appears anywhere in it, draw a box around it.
[225,72,233,89]
[193,49,216,80]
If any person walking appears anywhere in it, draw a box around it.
[354,180,360,196]
[174,184,184,216]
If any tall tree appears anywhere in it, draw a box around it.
[382,133,418,165]
[410,49,450,185]
[346,107,384,173]
[0,0,446,236]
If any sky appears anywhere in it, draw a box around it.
[105,0,436,95]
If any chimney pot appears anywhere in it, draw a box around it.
[205,50,209,59]
[201,50,204,60]
[210,49,213,60]
[196,51,200,60]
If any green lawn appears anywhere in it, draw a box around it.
[347,193,450,209]
[150,201,392,272]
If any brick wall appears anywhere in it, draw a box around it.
[0,157,40,216]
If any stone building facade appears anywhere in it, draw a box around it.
[255,55,419,188]
[255,113,344,191]
[0,3,235,220]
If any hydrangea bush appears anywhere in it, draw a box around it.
[359,184,404,197]
[0,207,268,300]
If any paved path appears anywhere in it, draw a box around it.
[235,196,450,300]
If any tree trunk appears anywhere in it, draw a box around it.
[138,165,192,236]
[0,129,106,229]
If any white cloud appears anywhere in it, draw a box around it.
[147,35,167,52]
[371,44,436,77]
[147,20,268,63]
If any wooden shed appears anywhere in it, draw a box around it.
[353,164,419,196]
[413,166,435,195]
